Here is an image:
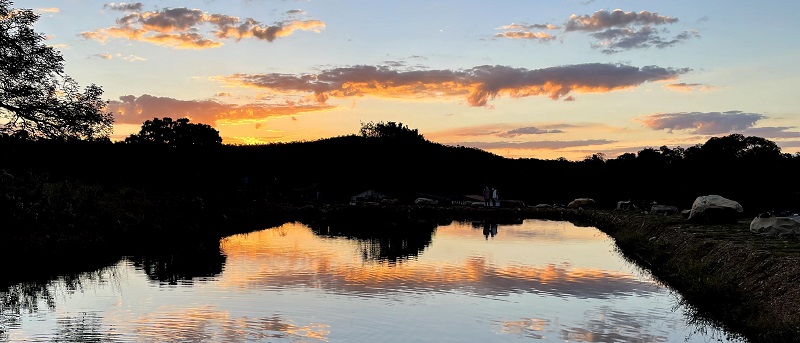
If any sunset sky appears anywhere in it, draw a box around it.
[25,0,800,160]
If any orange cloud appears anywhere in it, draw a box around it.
[215,19,325,42]
[217,63,689,107]
[107,94,335,126]
[495,22,559,42]
[565,10,678,32]
[80,7,325,49]
[494,31,556,41]
[498,23,560,30]
[35,7,60,13]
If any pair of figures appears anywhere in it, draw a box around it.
[483,186,499,207]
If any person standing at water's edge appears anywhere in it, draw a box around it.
[491,187,499,207]
[483,186,491,207]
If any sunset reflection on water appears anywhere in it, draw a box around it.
[218,221,658,300]
[2,219,740,342]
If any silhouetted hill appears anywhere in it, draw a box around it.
[1,133,799,215]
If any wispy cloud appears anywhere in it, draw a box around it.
[103,2,143,12]
[80,7,325,49]
[494,31,556,41]
[452,139,616,150]
[107,94,334,126]
[666,82,714,92]
[88,52,146,62]
[427,124,570,140]
[738,126,800,139]
[121,54,146,62]
[91,53,113,59]
[216,63,689,107]
[498,126,564,138]
[637,111,765,135]
[495,23,559,42]
[498,23,560,30]
[35,7,60,13]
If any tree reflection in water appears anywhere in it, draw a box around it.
[304,218,440,263]
[0,239,227,338]
[128,239,227,285]
[0,265,123,339]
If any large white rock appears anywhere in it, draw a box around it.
[687,195,743,223]
[750,215,800,237]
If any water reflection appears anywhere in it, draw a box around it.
[54,312,120,343]
[218,222,655,299]
[304,219,437,263]
[130,306,329,342]
[1,219,744,342]
[128,240,227,285]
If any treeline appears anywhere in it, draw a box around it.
[1,122,799,216]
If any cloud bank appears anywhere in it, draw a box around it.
[497,9,698,53]
[218,63,689,106]
[81,6,325,49]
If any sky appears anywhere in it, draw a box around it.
[22,0,800,160]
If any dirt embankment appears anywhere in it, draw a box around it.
[562,209,800,343]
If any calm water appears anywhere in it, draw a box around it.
[1,219,743,342]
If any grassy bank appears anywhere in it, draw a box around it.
[567,209,800,343]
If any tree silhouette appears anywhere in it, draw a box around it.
[0,0,113,140]
[684,134,784,164]
[359,121,425,141]
[125,117,222,148]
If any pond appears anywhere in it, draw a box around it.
[1,219,744,342]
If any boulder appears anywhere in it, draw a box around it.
[567,198,595,209]
[750,214,800,237]
[650,204,679,215]
[414,198,438,205]
[687,195,743,224]
[534,204,553,209]
[616,201,637,211]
